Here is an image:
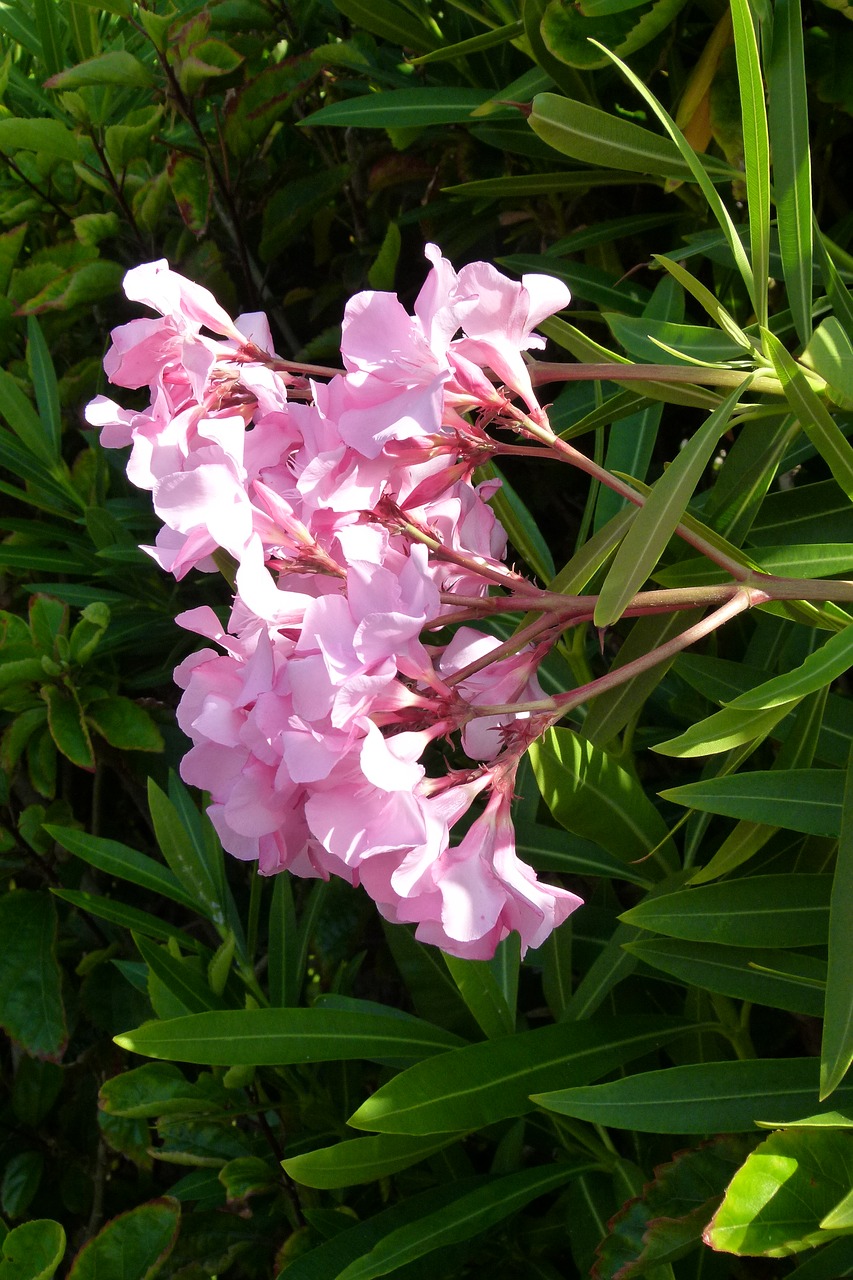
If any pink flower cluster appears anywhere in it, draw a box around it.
[87,248,582,958]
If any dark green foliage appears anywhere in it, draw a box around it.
[2,0,853,1275]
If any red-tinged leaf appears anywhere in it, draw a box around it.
[41,684,94,769]
[66,1198,180,1280]
[593,1136,755,1278]
[166,154,209,236]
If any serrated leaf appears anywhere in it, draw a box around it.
[66,1198,180,1280]
[706,1129,853,1255]
[0,1219,65,1280]
[86,697,163,752]
[46,50,154,90]
[40,684,94,768]
[0,118,80,160]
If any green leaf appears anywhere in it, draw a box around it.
[25,318,60,462]
[99,1062,223,1119]
[625,938,825,1016]
[0,118,80,160]
[762,327,853,502]
[541,0,689,69]
[654,700,797,758]
[533,1059,853,1132]
[0,369,61,469]
[301,88,495,130]
[730,0,771,328]
[594,382,745,626]
[40,684,93,767]
[147,779,226,928]
[86,697,163,752]
[620,874,831,947]
[51,889,201,952]
[348,1016,693,1135]
[335,1163,593,1280]
[134,936,224,1016]
[283,1133,463,1189]
[329,0,438,50]
[652,255,753,348]
[2,1152,43,1218]
[592,44,757,310]
[606,314,747,365]
[0,1220,65,1280]
[806,316,853,407]
[706,1129,853,1256]
[45,51,154,90]
[444,171,659,199]
[411,19,523,63]
[530,727,677,872]
[166,154,208,236]
[0,891,65,1059]
[44,826,199,912]
[596,1136,752,1279]
[481,461,555,583]
[727,625,853,711]
[528,93,732,180]
[584,611,703,748]
[767,0,813,347]
[33,0,65,77]
[278,1180,487,1280]
[821,748,853,1099]
[66,1198,180,1280]
[660,769,844,835]
[366,221,401,292]
[115,1007,465,1066]
[442,954,515,1040]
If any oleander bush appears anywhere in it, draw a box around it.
[2,0,853,1277]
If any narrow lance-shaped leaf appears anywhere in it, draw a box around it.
[762,327,853,502]
[443,954,515,1040]
[821,746,853,1099]
[533,1059,853,1132]
[730,0,771,329]
[594,382,746,626]
[25,318,61,462]
[283,1132,464,1189]
[590,42,757,309]
[348,1016,694,1135]
[528,94,733,181]
[335,1163,596,1280]
[767,0,814,347]
[115,1007,466,1066]
[660,769,844,836]
[619,874,832,949]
